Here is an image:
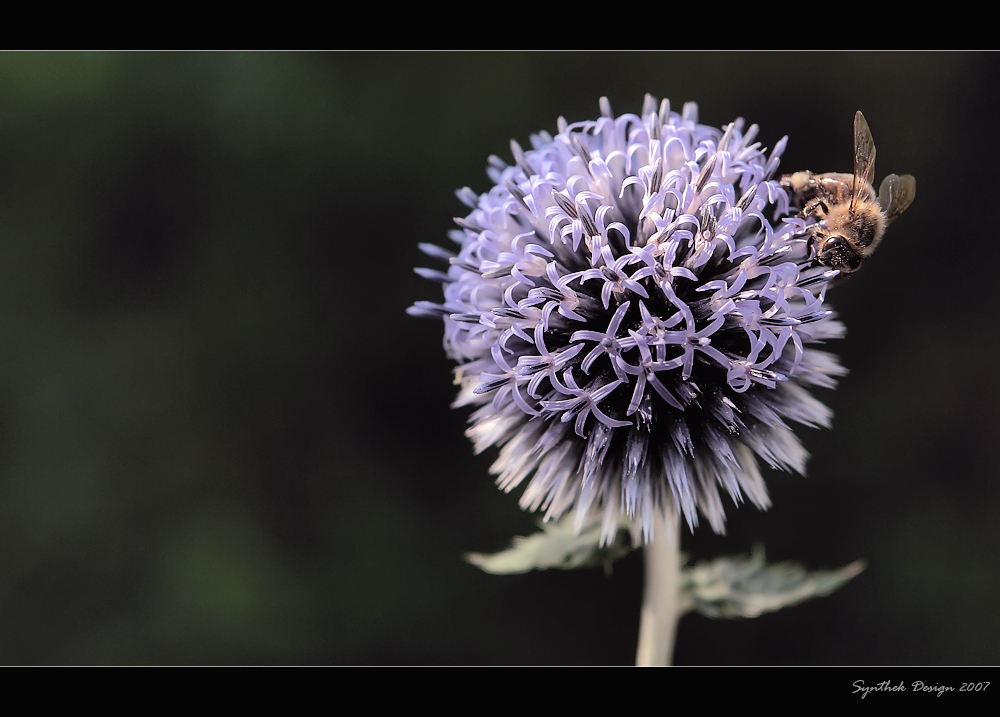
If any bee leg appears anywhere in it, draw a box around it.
[803,198,829,219]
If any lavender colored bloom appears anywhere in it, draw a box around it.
[410,96,846,545]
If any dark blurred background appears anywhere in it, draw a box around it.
[0,51,995,665]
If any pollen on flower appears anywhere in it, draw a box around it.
[409,96,847,545]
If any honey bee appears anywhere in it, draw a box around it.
[781,111,915,275]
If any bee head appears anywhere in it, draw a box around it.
[816,235,862,274]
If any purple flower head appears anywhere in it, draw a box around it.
[410,96,846,545]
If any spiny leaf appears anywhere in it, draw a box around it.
[679,546,865,619]
[466,514,633,575]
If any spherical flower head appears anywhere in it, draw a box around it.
[410,96,846,545]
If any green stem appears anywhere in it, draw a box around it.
[635,515,681,666]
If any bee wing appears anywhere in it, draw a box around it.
[878,173,916,227]
[851,111,877,213]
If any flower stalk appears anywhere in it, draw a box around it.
[635,515,681,666]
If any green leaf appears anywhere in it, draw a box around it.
[679,546,865,619]
[466,514,634,575]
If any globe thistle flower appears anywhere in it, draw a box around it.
[410,96,846,546]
